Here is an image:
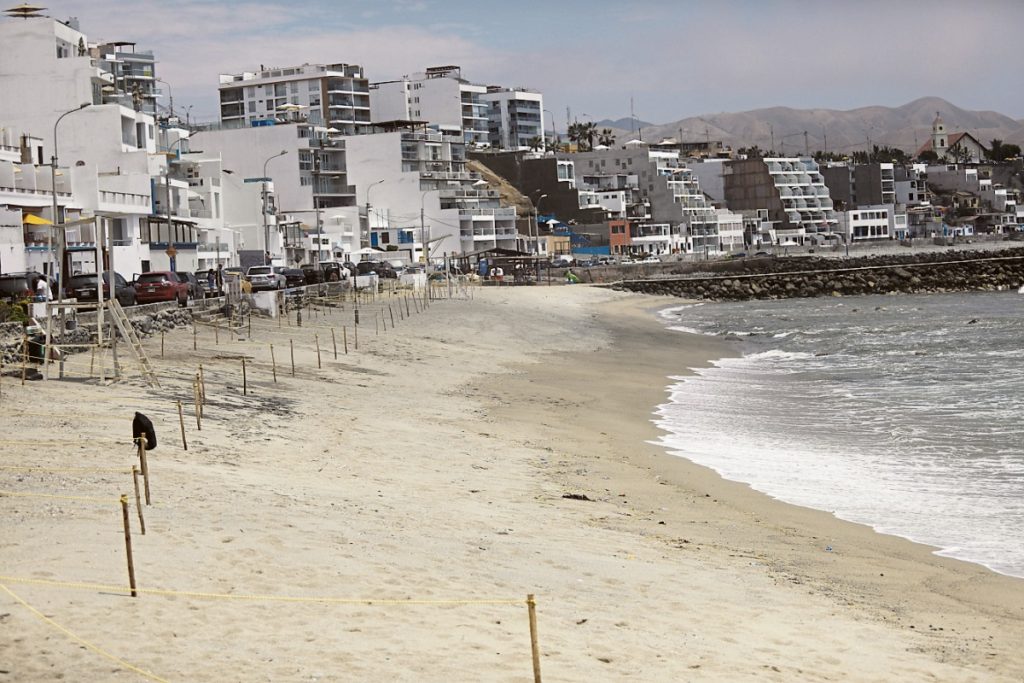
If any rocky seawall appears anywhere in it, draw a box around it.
[612,249,1024,300]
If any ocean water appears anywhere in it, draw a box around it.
[655,291,1024,578]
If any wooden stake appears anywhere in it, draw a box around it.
[527,594,541,682]
[389,304,395,328]
[199,364,206,405]
[343,327,348,354]
[132,465,146,535]
[21,335,27,385]
[405,295,410,317]
[161,329,165,357]
[270,344,278,383]
[376,313,380,335]
[177,399,188,451]
[89,347,96,377]
[290,339,295,377]
[137,434,151,506]
[354,322,358,350]
[248,313,252,337]
[194,381,202,431]
[193,326,197,351]
[215,322,219,345]
[354,308,360,326]
[315,334,321,369]
[195,373,203,420]
[120,495,137,597]
[242,357,247,395]
[331,328,338,360]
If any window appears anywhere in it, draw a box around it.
[248,101,256,113]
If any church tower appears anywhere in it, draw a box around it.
[932,112,948,159]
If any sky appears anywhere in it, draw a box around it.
[60,0,1024,128]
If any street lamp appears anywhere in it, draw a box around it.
[533,193,548,257]
[50,102,90,290]
[163,133,203,272]
[543,109,556,152]
[364,179,385,251]
[262,150,288,265]
[420,188,439,265]
[156,78,174,119]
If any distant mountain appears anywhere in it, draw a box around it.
[593,117,653,132]
[613,98,1024,154]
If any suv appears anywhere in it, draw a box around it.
[134,271,189,306]
[278,267,306,288]
[356,261,397,279]
[246,265,284,291]
[176,272,202,300]
[66,273,136,307]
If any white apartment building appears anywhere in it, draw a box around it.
[837,204,908,242]
[0,15,159,278]
[342,129,516,261]
[370,66,489,146]
[95,41,159,116]
[199,122,359,266]
[483,87,544,151]
[218,63,371,135]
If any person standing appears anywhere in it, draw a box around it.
[216,263,224,295]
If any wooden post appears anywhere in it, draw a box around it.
[527,594,541,682]
[195,373,203,420]
[21,335,27,385]
[193,325,197,351]
[177,399,188,451]
[376,313,380,336]
[242,357,247,396]
[290,339,295,377]
[389,304,395,327]
[194,381,202,431]
[132,466,146,535]
[270,344,277,383]
[161,329,165,358]
[315,334,322,369]
[343,327,348,355]
[120,495,138,597]
[137,434,151,506]
[199,364,206,405]
[354,309,360,326]
[215,321,219,345]
[354,322,358,350]
[89,347,96,377]
[248,313,252,338]
[331,328,338,360]
[405,295,411,317]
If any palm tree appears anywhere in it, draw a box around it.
[582,121,598,150]
[567,122,589,151]
[528,136,544,152]
[598,128,616,147]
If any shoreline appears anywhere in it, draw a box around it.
[479,287,1024,680]
[2,284,1023,680]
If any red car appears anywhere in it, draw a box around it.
[134,271,189,306]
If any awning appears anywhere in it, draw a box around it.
[23,214,53,226]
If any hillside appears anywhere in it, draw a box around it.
[605,97,1024,155]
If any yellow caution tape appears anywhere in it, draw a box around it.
[0,583,170,683]
[0,465,132,474]
[0,490,120,505]
[0,575,525,606]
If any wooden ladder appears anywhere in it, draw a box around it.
[108,299,161,387]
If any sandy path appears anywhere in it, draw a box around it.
[1,284,1022,681]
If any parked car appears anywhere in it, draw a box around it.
[195,270,219,298]
[551,255,575,268]
[66,272,136,307]
[356,261,397,279]
[1,272,59,302]
[318,261,348,282]
[246,265,284,291]
[300,264,323,285]
[278,267,306,288]
[175,272,202,300]
[134,271,189,306]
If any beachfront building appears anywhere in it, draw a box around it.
[370,66,489,146]
[723,157,839,246]
[836,204,909,242]
[482,86,545,151]
[94,41,159,116]
[0,13,161,277]
[561,143,741,257]
[820,162,896,208]
[197,121,357,267]
[342,128,517,261]
[218,63,371,135]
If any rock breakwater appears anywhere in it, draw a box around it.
[613,248,1024,300]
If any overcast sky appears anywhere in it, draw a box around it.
[65,0,1024,128]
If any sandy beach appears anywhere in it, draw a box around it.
[2,283,1024,682]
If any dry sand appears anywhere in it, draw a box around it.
[1,284,1023,682]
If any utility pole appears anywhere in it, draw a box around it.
[804,130,809,157]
